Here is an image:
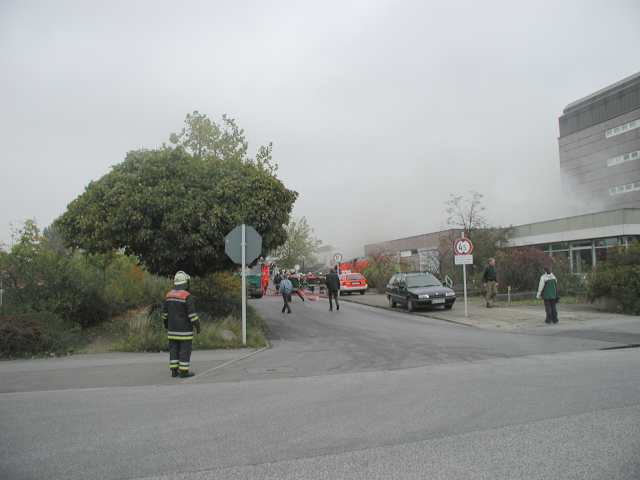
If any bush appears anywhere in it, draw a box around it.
[363,255,399,293]
[1,220,170,329]
[190,271,242,318]
[0,312,81,358]
[494,247,579,295]
[587,242,640,314]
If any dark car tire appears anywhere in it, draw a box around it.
[407,298,415,312]
[444,304,452,310]
[360,290,365,295]
[388,296,396,308]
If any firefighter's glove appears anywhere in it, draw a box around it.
[194,320,202,334]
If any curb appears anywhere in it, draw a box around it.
[181,345,270,383]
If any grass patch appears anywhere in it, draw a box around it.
[111,306,268,352]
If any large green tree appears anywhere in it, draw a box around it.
[55,147,297,276]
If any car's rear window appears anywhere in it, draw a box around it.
[406,273,441,287]
[347,274,364,280]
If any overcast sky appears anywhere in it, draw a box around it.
[1,0,639,257]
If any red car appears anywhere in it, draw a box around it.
[339,273,368,295]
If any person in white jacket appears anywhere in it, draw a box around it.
[536,266,559,324]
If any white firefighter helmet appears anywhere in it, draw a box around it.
[174,271,190,286]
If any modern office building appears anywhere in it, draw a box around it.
[559,72,640,209]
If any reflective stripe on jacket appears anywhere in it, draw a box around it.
[162,287,199,340]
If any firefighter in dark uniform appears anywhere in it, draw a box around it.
[162,271,201,378]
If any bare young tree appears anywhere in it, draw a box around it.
[445,190,487,235]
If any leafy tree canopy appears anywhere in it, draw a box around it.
[169,111,278,176]
[275,217,321,269]
[55,147,298,276]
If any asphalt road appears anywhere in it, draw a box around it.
[1,296,639,479]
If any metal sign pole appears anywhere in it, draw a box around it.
[462,263,468,317]
[461,232,468,317]
[241,224,247,345]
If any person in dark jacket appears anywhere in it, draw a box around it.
[290,274,306,301]
[325,267,341,312]
[482,258,498,308]
[274,272,282,293]
[537,266,559,324]
[162,271,201,378]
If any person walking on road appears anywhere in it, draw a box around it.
[289,273,306,302]
[162,271,201,378]
[280,274,293,314]
[274,271,282,293]
[537,266,559,324]
[325,267,341,312]
[482,257,498,308]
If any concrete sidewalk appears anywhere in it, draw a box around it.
[0,348,266,394]
[340,292,640,330]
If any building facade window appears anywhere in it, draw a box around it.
[605,118,640,138]
[609,181,640,196]
[606,150,640,167]
[540,237,629,274]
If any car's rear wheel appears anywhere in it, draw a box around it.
[444,304,452,310]
[407,298,415,312]
[360,290,365,295]
[388,296,396,308]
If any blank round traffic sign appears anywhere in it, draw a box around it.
[454,238,474,255]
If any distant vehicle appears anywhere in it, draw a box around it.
[339,272,368,295]
[238,270,263,298]
[386,272,455,312]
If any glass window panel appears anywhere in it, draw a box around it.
[551,250,569,261]
[571,241,593,248]
[572,249,593,274]
[595,237,619,247]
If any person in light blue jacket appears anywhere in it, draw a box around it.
[280,273,293,314]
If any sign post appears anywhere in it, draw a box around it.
[225,224,262,345]
[333,253,342,274]
[453,234,474,317]
[241,225,246,345]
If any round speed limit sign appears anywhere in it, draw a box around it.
[453,237,474,255]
